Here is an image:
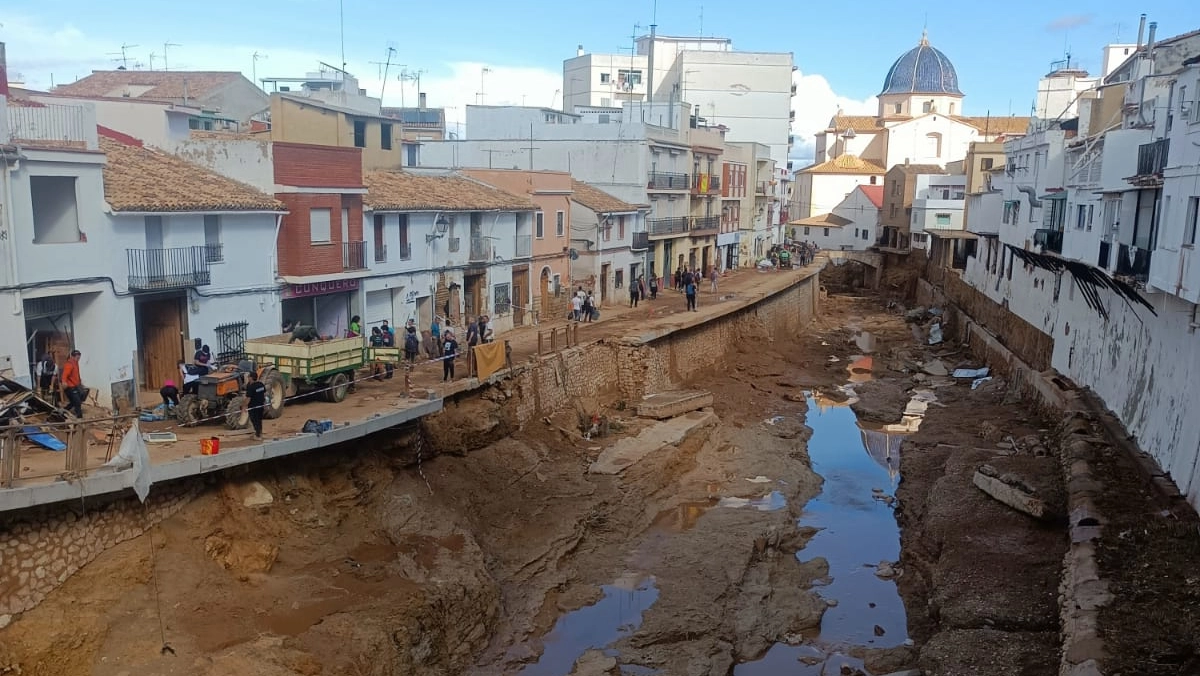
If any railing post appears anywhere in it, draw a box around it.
[1,428,20,487]
[538,330,544,355]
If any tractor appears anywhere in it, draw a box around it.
[175,361,286,430]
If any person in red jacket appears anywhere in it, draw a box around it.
[60,350,84,419]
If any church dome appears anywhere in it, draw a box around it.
[879,32,963,96]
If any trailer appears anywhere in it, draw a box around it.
[243,334,366,404]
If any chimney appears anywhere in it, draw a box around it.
[1137,14,1147,48]
[1146,22,1158,56]
[418,92,427,108]
[577,44,585,57]
[0,42,9,98]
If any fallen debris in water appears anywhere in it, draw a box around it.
[973,464,1053,520]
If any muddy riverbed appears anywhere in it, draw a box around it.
[0,294,1069,675]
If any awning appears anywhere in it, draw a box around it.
[927,230,979,240]
[1039,192,1068,201]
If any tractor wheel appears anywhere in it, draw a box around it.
[225,395,250,430]
[325,372,351,403]
[262,371,286,420]
[175,394,201,426]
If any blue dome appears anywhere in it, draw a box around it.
[879,33,963,96]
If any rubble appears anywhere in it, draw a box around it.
[973,464,1053,520]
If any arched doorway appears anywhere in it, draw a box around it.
[539,266,553,318]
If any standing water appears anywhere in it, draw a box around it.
[737,379,932,674]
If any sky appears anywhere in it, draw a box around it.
[4,0,1200,164]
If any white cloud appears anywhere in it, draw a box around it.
[0,15,560,137]
[791,69,877,166]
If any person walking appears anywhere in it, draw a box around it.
[35,352,58,404]
[684,276,698,312]
[649,274,659,300]
[571,293,583,321]
[629,276,641,308]
[60,350,84,419]
[403,324,420,364]
[581,292,594,323]
[243,370,267,440]
[674,267,683,293]
[710,266,720,293]
[430,316,443,357]
[442,330,459,382]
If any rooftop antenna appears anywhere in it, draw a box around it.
[108,43,139,69]
[699,5,704,38]
[399,68,426,109]
[148,51,158,71]
[163,42,180,70]
[252,52,268,88]
[478,67,492,104]
[339,0,347,72]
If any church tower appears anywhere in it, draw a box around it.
[877,31,965,119]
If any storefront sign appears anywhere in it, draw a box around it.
[285,279,360,299]
[717,231,740,247]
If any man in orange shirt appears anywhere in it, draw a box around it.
[60,350,84,419]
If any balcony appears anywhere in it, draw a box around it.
[632,231,650,251]
[515,234,532,258]
[6,103,99,150]
[1033,229,1064,254]
[692,216,720,236]
[398,242,412,261]
[469,236,493,262]
[374,242,388,264]
[691,174,721,195]
[343,240,367,270]
[1115,243,1152,282]
[1134,139,1169,180]
[126,247,211,292]
[755,182,769,196]
[648,216,689,237]
[203,243,224,263]
[647,171,691,190]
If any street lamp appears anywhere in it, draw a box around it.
[427,215,450,243]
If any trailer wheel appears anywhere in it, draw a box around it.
[325,372,351,403]
[225,395,250,430]
[175,394,201,426]
[262,371,286,419]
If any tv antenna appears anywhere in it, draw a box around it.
[368,46,400,100]
[399,68,426,108]
[163,42,181,70]
[252,52,268,88]
[148,52,158,71]
[108,43,139,69]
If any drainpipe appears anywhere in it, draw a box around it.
[271,213,284,281]
[647,24,657,105]
[3,150,22,316]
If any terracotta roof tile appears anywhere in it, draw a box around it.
[790,212,853,227]
[98,133,283,212]
[570,180,644,213]
[955,116,1031,135]
[799,154,887,175]
[364,171,537,212]
[890,163,947,175]
[858,185,885,208]
[54,71,244,101]
[827,115,883,133]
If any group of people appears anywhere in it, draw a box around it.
[768,241,818,268]
[32,349,85,419]
[567,265,724,320]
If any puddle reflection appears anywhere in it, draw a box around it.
[520,575,659,676]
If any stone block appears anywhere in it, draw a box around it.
[635,390,714,420]
[973,465,1051,520]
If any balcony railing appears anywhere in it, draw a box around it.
[1136,138,1170,177]
[692,216,720,234]
[203,242,224,263]
[398,242,412,260]
[755,182,769,195]
[515,234,532,258]
[632,231,650,250]
[469,236,492,262]
[647,171,691,190]
[1033,229,1064,254]
[448,237,461,252]
[343,240,367,270]
[374,242,388,263]
[1115,243,1152,281]
[692,174,721,194]
[7,104,97,149]
[127,246,211,291]
[648,216,689,236]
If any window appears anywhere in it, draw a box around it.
[1076,205,1089,230]
[615,269,624,289]
[405,144,418,167]
[1003,200,1021,224]
[925,132,942,157]
[823,227,830,236]
[617,69,643,86]
[922,101,932,113]
[981,158,994,171]
[870,176,877,185]
[893,103,902,114]
[341,207,350,243]
[804,226,811,235]
[30,176,81,244]
[949,102,956,115]
[890,205,898,218]
[309,208,332,243]
[600,73,610,84]
[381,123,393,150]
[891,181,900,196]
[493,283,511,315]
[936,213,952,226]
[535,212,545,238]
[398,214,411,259]
[556,211,565,237]
[203,214,223,262]
[862,229,870,241]
[353,120,367,148]
[618,215,626,239]
[1185,197,1199,245]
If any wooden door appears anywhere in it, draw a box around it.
[512,267,529,326]
[600,264,609,303]
[540,268,552,315]
[140,298,184,390]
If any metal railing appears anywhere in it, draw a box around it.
[126,246,211,291]
[755,182,769,195]
[398,242,412,260]
[469,236,492,262]
[632,231,650,250]
[374,242,388,263]
[647,171,691,190]
[203,242,224,263]
[648,216,689,236]
[1115,243,1152,280]
[7,104,95,147]
[515,234,533,257]
[1033,229,1064,254]
[692,216,720,234]
[343,240,367,270]
[1137,139,1170,176]
[692,173,721,193]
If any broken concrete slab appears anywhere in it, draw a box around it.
[569,649,620,676]
[240,481,275,508]
[973,464,1051,520]
[590,411,717,475]
[921,359,949,377]
[636,390,714,420]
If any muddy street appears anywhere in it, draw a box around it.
[0,292,1069,676]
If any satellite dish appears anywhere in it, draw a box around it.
[569,248,580,260]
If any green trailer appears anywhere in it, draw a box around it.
[243,334,366,403]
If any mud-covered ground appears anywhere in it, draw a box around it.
[0,292,1076,676]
